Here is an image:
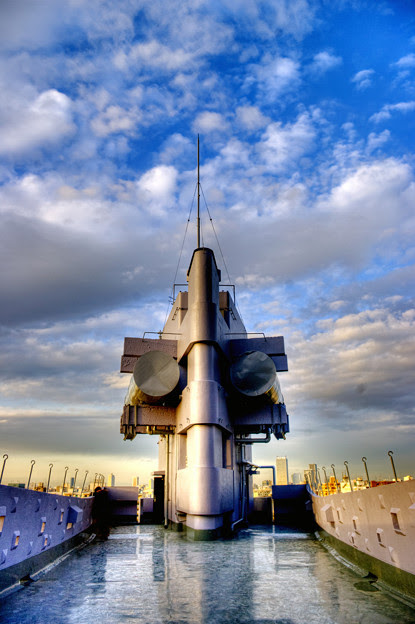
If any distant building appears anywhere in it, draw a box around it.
[276,457,288,485]
[305,464,318,490]
[107,473,115,487]
[291,472,302,485]
[132,476,140,487]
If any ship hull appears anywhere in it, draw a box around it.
[311,480,415,602]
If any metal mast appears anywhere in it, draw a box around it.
[197,135,200,248]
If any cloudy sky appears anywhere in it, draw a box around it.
[1,0,414,487]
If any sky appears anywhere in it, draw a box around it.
[0,0,414,487]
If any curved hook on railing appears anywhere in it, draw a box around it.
[322,466,328,487]
[46,463,53,493]
[316,468,323,495]
[72,468,79,494]
[388,450,398,482]
[361,456,371,487]
[331,464,340,492]
[344,460,353,491]
[0,454,8,484]
[62,466,69,494]
[27,459,36,489]
[80,470,89,497]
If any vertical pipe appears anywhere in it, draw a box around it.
[164,435,170,528]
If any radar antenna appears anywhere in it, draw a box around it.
[197,134,201,248]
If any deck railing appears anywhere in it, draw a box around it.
[0,454,105,497]
[305,450,405,496]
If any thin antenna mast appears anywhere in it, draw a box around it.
[197,135,200,248]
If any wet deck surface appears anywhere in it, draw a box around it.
[1,525,414,624]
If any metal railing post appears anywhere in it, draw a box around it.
[47,463,53,492]
[62,466,69,494]
[72,468,79,495]
[388,450,398,482]
[80,470,89,497]
[0,454,8,484]
[344,460,353,491]
[331,464,340,492]
[322,466,328,493]
[27,459,36,489]
[317,468,323,495]
[361,457,371,487]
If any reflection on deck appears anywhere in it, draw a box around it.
[1,525,414,624]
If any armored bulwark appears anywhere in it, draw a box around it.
[120,246,289,539]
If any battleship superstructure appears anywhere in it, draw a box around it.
[119,141,288,538]
[120,245,289,539]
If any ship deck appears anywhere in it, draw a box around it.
[1,524,414,624]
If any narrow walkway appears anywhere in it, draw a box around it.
[1,525,414,624]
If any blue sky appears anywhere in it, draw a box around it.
[0,0,414,486]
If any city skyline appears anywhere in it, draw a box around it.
[0,1,414,485]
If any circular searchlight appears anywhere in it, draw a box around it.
[125,350,180,405]
[230,351,283,404]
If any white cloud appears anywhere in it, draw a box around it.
[323,158,412,212]
[366,129,390,153]
[91,105,139,137]
[193,111,228,133]
[0,89,75,155]
[235,106,270,131]
[287,307,415,414]
[310,51,342,74]
[120,40,197,73]
[393,53,415,69]
[218,0,316,41]
[254,56,301,99]
[136,165,178,215]
[370,101,415,123]
[0,1,73,51]
[259,111,316,172]
[351,68,375,90]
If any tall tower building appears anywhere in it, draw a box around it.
[304,463,318,490]
[276,456,288,485]
[107,473,115,487]
[132,476,139,487]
